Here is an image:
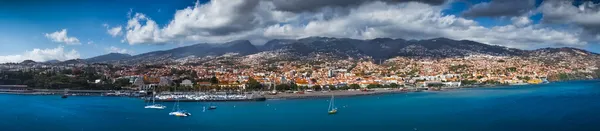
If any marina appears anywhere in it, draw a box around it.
[148,93,267,102]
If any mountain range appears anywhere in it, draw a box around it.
[35,37,598,64]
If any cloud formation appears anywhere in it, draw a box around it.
[462,0,536,18]
[118,0,591,49]
[539,0,600,36]
[44,29,80,45]
[269,0,448,13]
[108,26,123,37]
[0,46,80,63]
[264,2,584,48]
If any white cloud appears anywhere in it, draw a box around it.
[87,41,94,45]
[539,0,600,38]
[105,46,132,54]
[123,0,282,45]
[265,2,585,48]
[106,26,123,37]
[0,46,80,63]
[124,13,165,44]
[44,29,80,45]
[511,16,532,26]
[119,0,589,49]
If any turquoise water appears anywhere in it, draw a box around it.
[1,80,600,131]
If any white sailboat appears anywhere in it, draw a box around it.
[328,95,337,114]
[145,91,166,109]
[169,87,191,117]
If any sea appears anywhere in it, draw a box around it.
[1,80,600,131]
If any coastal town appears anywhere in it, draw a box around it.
[1,50,599,100]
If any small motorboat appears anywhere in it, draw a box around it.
[208,106,217,110]
[61,95,68,99]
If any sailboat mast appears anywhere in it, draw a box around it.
[328,95,333,111]
[152,89,156,104]
[332,95,335,108]
[176,86,180,110]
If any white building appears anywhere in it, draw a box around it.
[181,79,193,87]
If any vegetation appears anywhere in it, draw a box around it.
[517,76,531,81]
[449,64,469,72]
[246,77,263,91]
[349,84,360,89]
[461,80,478,85]
[275,84,291,91]
[114,78,131,87]
[505,67,517,72]
[0,70,119,90]
[209,76,219,84]
[366,84,381,89]
[311,85,322,91]
[558,73,569,80]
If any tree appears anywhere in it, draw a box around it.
[246,77,262,91]
[114,78,131,87]
[191,71,198,79]
[290,83,298,91]
[210,76,219,84]
[275,84,291,91]
[311,85,322,91]
[338,86,350,90]
[558,73,569,80]
[461,80,478,85]
[389,83,399,88]
[324,85,335,90]
[367,84,381,89]
[505,67,517,72]
[349,84,360,89]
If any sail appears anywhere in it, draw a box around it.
[328,95,335,111]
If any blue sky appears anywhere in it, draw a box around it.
[0,0,201,58]
[1,0,599,63]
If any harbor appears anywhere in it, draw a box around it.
[147,93,267,102]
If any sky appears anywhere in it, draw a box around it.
[1,0,600,63]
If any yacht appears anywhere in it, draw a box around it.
[169,111,191,117]
[169,87,191,117]
[328,95,338,114]
[145,104,166,109]
[145,91,166,109]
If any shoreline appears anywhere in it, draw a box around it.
[1,80,597,100]
[264,82,559,100]
[265,89,415,100]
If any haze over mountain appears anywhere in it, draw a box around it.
[82,37,598,64]
[85,53,132,63]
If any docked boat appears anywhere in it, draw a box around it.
[61,89,69,98]
[149,94,267,102]
[509,83,529,86]
[328,95,337,114]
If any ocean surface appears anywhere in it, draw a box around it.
[1,80,600,131]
